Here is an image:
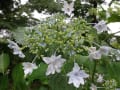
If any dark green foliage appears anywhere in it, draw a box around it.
[0,53,10,74]
[0,75,9,90]
[12,64,28,90]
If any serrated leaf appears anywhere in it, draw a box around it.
[0,53,10,74]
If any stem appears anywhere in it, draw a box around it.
[92,42,101,47]
[92,60,97,83]
[32,55,38,63]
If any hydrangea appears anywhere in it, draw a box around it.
[7,39,25,58]
[97,74,104,83]
[99,46,111,56]
[94,20,108,34]
[0,29,10,38]
[62,1,74,16]
[90,84,97,90]
[88,47,101,60]
[22,62,38,77]
[67,63,89,88]
[43,54,66,76]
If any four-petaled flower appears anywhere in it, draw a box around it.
[94,20,108,34]
[62,1,74,16]
[67,63,89,88]
[43,54,66,76]
[7,39,25,58]
[22,62,38,77]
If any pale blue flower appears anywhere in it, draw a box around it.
[43,54,66,76]
[67,63,89,88]
[22,62,38,77]
[62,1,74,16]
[99,46,111,56]
[89,47,101,60]
[7,39,25,58]
[94,20,108,34]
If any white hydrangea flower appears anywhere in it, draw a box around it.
[22,62,38,77]
[90,84,97,90]
[0,29,10,38]
[99,46,111,56]
[43,54,66,76]
[97,74,104,83]
[7,39,25,58]
[94,20,108,34]
[67,63,89,88]
[88,47,101,60]
[62,1,74,16]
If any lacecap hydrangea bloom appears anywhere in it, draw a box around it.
[67,63,89,88]
[43,54,66,76]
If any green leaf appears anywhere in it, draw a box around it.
[108,14,120,22]
[13,27,27,45]
[28,62,48,84]
[12,64,27,90]
[49,74,76,90]
[0,76,9,90]
[0,53,10,74]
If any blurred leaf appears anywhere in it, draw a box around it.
[13,27,27,45]
[12,64,27,90]
[28,62,48,84]
[39,86,48,90]
[108,14,120,22]
[0,53,10,74]
[49,74,77,90]
[0,76,9,90]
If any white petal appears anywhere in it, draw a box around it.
[73,63,80,71]
[46,64,55,75]
[42,57,52,64]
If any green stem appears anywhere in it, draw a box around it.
[32,55,38,63]
[92,60,97,83]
